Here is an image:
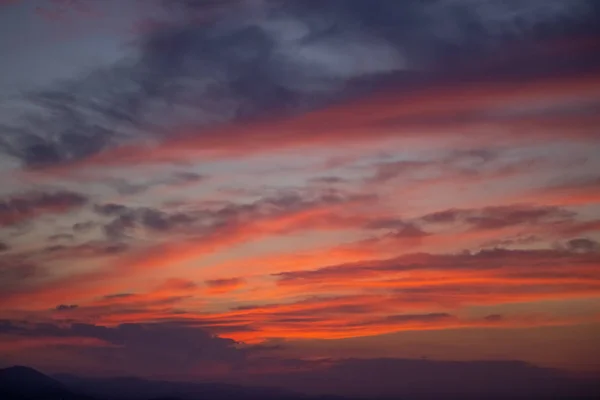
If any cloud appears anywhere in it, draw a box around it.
[47,233,75,242]
[0,320,245,376]
[103,293,135,300]
[348,312,453,328]
[366,149,499,183]
[72,221,97,233]
[205,278,245,294]
[187,290,595,342]
[533,175,600,206]
[89,187,371,243]
[418,0,592,41]
[309,176,347,185]
[56,304,78,311]
[344,203,592,255]
[2,192,597,315]
[0,187,377,310]
[40,70,600,173]
[273,248,600,285]
[155,278,199,293]
[0,240,131,306]
[386,223,430,239]
[1,317,594,398]
[40,278,200,325]
[97,188,375,272]
[563,238,600,253]
[260,249,600,327]
[94,203,196,240]
[106,171,206,195]
[1,3,599,379]
[40,241,129,259]
[3,240,600,344]
[0,257,43,292]
[484,313,504,322]
[368,160,431,183]
[2,0,597,170]
[420,204,574,230]
[0,191,87,227]
[481,234,541,249]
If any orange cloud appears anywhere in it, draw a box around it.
[186,290,600,342]
[6,246,599,344]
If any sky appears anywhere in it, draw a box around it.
[1,0,600,396]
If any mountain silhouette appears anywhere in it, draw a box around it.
[0,365,93,400]
[53,373,328,400]
[2,366,348,400]
[2,364,598,400]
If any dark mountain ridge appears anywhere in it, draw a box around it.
[1,365,345,400]
[1,364,599,400]
[0,365,93,400]
[53,372,312,400]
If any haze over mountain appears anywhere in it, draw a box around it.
[2,363,600,400]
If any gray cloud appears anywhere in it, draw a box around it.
[93,187,372,241]
[47,233,75,242]
[365,219,430,239]
[0,254,45,299]
[56,304,79,311]
[41,241,129,258]
[564,237,600,253]
[0,259,39,284]
[366,149,538,184]
[103,293,135,300]
[72,221,97,233]
[420,204,575,230]
[1,0,595,169]
[94,203,195,240]
[107,171,206,195]
[0,191,88,227]
[0,320,245,375]
[481,234,541,249]
[387,223,430,239]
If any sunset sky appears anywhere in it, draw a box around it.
[1,0,600,393]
